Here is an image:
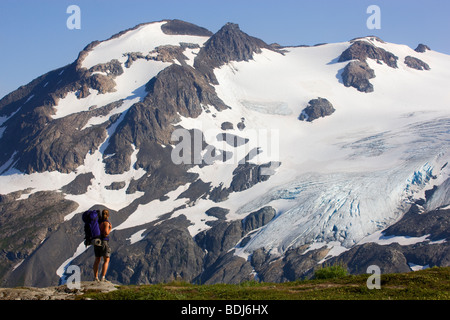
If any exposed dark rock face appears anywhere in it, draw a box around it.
[237,119,246,131]
[208,161,278,203]
[383,207,449,241]
[404,56,430,71]
[61,173,94,195]
[339,40,398,68]
[298,98,335,122]
[104,64,228,174]
[194,23,280,84]
[195,220,244,271]
[230,163,272,192]
[0,61,92,173]
[124,43,200,68]
[242,206,276,233]
[328,242,412,274]
[253,246,330,282]
[194,206,276,284]
[205,207,230,221]
[89,59,124,77]
[322,240,449,276]
[14,105,114,174]
[87,74,117,94]
[251,240,449,282]
[415,44,431,53]
[197,251,254,284]
[151,45,188,64]
[0,49,126,174]
[113,216,206,284]
[104,181,126,190]
[0,191,78,284]
[0,21,206,175]
[341,60,375,93]
[337,40,398,93]
[161,19,213,37]
[176,179,211,203]
[402,242,450,268]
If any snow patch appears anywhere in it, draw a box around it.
[358,230,432,246]
[127,229,147,244]
[115,183,192,231]
[53,59,170,120]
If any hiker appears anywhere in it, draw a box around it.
[93,209,112,282]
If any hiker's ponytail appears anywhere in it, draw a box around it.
[102,209,109,220]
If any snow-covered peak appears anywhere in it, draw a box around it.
[81,21,210,70]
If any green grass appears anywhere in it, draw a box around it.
[313,263,349,280]
[80,266,450,300]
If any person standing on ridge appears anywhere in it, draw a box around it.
[93,209,112,282]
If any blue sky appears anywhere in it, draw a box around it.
[0,0,449,99]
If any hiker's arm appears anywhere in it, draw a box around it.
[102,221,112,236]
[105,222,112,236]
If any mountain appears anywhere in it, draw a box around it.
[0,19,449,287]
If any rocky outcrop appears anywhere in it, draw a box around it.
[161,19,213,37]
[87,74,117,94]
[338,40,398,93]
[104,181,126,190]
[242,206,276,233]
[205,207,230,221]
[252,246,331,282]
[195,206,276,284]
[89,59,124,77]
[111,216,205,284]
[341,60,375,93]
[415,44,431,53]
[0,281,117,300]
[298,98,335,122]
[383,207,449,241]
[61,173,94,195]
[208,161,278,203]
[194,23,280,84]
[124,43,200,68]
[328,242,412,274]
[339,40,398,68]
[0,191,78,284]
[404,56,430,71]
[230,163,273,192]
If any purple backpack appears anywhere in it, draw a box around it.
[82,210,101,246]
